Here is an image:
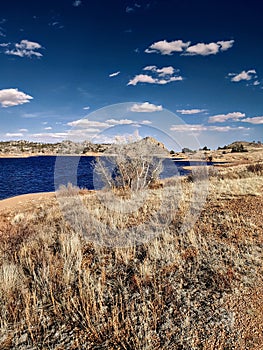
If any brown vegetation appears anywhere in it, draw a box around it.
[0,153,262,349]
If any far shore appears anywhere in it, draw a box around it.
[0,152,103,158]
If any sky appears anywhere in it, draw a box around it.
[0,0,263,149]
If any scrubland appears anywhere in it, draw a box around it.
[0,160,262,349]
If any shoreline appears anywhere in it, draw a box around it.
[0,152,104,158]
[0,192,56,211]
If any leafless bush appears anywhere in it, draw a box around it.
[94,139,167,193]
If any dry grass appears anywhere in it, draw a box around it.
[0,163,262,349]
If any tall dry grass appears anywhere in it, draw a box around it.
[0,164,262,349]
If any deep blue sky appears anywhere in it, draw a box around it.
[0,0,263,149]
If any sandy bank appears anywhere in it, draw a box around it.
[0,192,56,211]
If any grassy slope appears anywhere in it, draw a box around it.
[0,161,262,349]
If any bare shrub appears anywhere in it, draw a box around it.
[94,139,167,193]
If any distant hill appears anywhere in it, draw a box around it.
[0,137,168,157]
[222,140,262,149]
[0,140,110,156]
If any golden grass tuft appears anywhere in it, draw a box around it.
[0,163,262,349]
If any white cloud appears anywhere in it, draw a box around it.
[0,88,33,107]
[176,109,206,114]
[130,102,163,113]
[185,40,234,56]
[145,39,190,55]
[67,119,109,128]
[83,106,90,110]
[143,65,175,76]
[0,43,9,47]
[127,74,157,86]
[145,39,234,56]
[109,71,120,78]
[16,40,41,50]
[209,126,248,132]
[217,40,235,51]
[69,128,101,134]
[73,0,82,7]
[30,132,69,140]
[186,42,219,56]
[156,76,183,84]
[170,124,207,132]
[241,116,263,124]
[66,117,151,135]
[5,133,24,137]
[229,69,257,82]
[44,127,52,130]
[105,119,134,125]
[170,124,249,132]
[5,39,43,58]
[19,128,28,132]
[128,66,183,86]
[208,112,245,123]
[22,112,41,118]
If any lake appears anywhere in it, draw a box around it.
[0,156,205,200]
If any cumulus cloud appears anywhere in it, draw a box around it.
[109,71,120,78]
[143,65,175,76]
[105,119,134,125]
[145,40,190,55]
[66,117,151,137]
[130,102,163,112]
[145,39,234,56]
[185,40,234,56]
[67,118,138,129]
[208,112,245,123]
[19,128,28,132]
[217,40,235,51]
[0,88,33,107]
[241,116,263,124]
[128,66,183,86]
[67,119,109,128]
[228,69,257,82]
[156,76,183,84]
[127,74,157,86]
[176,109,206,115]
[5,39,43,58]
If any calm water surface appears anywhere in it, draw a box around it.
[0,156,201,200]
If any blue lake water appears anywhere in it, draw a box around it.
[0,156,208,200]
